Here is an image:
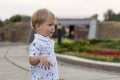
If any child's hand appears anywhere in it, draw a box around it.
[39,56,52,70]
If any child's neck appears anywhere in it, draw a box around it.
[37,33,48,38]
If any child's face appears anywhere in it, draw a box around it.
[36,20,56,37]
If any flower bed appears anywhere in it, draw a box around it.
[88,51,120,57]
[55,39,120,62]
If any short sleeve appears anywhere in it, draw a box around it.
[29,42,42,56]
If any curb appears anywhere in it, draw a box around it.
[56,54,120,72]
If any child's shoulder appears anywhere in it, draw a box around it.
[30,39,46,47]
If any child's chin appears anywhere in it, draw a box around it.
[49,35,52,37]
[49,34,53,37]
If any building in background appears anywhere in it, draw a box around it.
[56,18,97,39]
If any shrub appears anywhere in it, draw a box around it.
[55,39,120,62]
[73,40,94,52]
[55,39,94,53]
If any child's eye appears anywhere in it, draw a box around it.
[48,23,55,26]
[48,24,53,26]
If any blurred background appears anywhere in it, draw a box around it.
[0,0,120,42]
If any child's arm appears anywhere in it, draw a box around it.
[29,56,52,69]
[29,42,52,69]
[29,56,40,65]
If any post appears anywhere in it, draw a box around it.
[57,24,62,45]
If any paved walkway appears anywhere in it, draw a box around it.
[0,44,120,80]
[0,46,29,80]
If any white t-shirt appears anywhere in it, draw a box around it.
[29,34,59,80]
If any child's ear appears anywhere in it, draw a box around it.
[35,23,40,29]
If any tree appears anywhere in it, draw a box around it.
[9,14,21,23]
[4,14,22,25]
[114,13,120,21]
[104,9,115,21]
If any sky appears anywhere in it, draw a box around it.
[0,0,120,21]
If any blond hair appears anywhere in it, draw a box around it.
[31,8,56,29]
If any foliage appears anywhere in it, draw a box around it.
[104,9,120,21]
[88,39,113,44]
[55,39,94,53]
[8,15,21,24]
[73,40,94,52]
[97,40,120,51]
[3,14,30,26]
[55,39,120,62]
[4,15,21,25]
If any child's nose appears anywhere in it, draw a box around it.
[52,26,55,30]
